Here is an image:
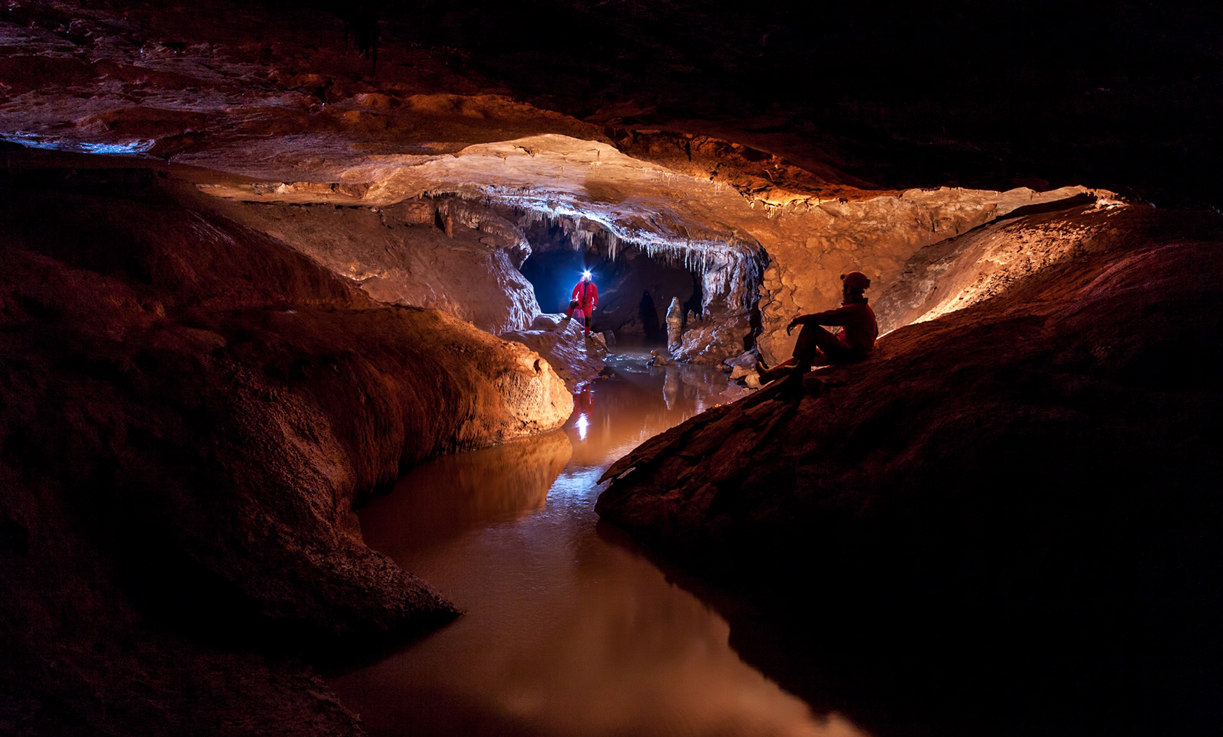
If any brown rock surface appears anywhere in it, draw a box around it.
[872,193,1123,332]
[4,0,1216,208]
[0,179,570,734]
[200,194,540,334]
[751,186,1099,364]
[597,205,1223,736]
[673,312,753,365]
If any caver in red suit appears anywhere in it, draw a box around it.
[566,276,599,335]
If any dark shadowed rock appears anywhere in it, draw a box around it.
[597,205,1223,737]
[0,182,570,735]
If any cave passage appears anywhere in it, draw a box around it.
[518,225,705,345]
[326,355,851,737]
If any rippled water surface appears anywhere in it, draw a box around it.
[328,354,869,737]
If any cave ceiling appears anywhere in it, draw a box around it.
[3,0,1219,211]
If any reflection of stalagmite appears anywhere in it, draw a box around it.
[666,297,683,351]
[663,366,680,410]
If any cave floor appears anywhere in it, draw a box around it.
[325,356,849,737]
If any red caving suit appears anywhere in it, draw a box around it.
[569,280,598,316]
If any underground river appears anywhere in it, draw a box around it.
[327,353,870,737]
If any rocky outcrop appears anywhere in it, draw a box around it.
[0,180,571,735]
[872,192,1121,332]
[597,205,1223,736]
[672,312,753,365]
[200,194,539,334]
[751,186,1097,364]
[504,313,608,389]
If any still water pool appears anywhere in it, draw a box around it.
[328,354,869,737]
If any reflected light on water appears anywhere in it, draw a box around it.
[329,355,868,737]
[2,133,156,155]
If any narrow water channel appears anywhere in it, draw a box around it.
[328,354,870,737]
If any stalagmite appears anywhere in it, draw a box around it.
[666,297,683,352]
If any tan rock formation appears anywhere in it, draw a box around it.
[751,186,1098,363]
[666,297,683,351]
[504,314,608,389]
[198,193,540,334]
[674,312,753,365]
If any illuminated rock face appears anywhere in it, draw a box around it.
[750,186,1097,364]
[505,314,608,389]
[200,194,540,334]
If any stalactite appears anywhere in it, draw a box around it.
[419,186,765,312]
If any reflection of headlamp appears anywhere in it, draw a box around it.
[582,270,592,279]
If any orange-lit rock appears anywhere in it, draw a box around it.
[200,193,540,334]
[505,314,608,390]
[750,186,1100,363]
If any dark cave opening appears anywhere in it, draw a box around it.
[518,221,705,345]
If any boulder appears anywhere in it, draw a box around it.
[724,351,760,370]
[673,312,753,364]
[505,314,607,389]
[532,312,567,330]
[729,365,753,380]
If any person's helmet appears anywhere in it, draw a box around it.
[841,271,871,290]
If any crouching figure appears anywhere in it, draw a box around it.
[759,271,879,384]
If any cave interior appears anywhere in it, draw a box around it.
[516,217,707,343]
[1,1,1221,736]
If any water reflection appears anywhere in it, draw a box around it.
[664,366,680,409]
[360,430,573,558]
[329,355,863,737]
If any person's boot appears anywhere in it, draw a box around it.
[757,364,790,385]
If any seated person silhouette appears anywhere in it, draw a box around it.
[759,271,878,384]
